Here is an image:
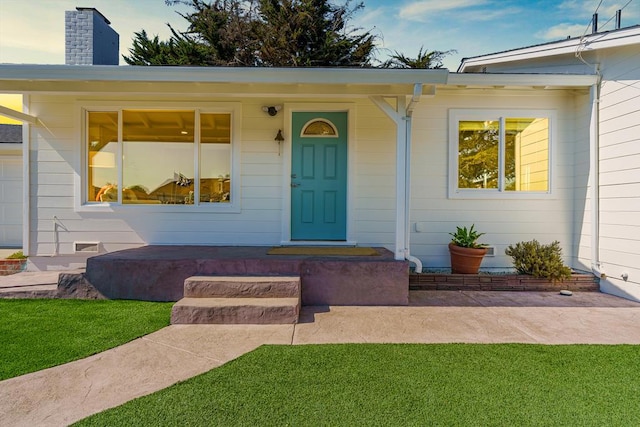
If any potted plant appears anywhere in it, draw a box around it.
[448,224,488,274]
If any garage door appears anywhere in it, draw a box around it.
[0,155,22,247]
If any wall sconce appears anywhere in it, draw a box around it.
[275,129,284,155]
[262,105,282,116]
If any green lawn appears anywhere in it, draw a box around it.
[0,299,172,380]
[76,344,640,426]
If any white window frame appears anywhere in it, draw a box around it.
[448,108,556,199]
[75,101,242,213]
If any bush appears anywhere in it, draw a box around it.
[505,240,571,282]
[6,251,26,260]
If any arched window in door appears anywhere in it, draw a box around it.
[301,119,338,137]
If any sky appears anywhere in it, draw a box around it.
[0,0,638,70]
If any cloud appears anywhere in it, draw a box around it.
[556,0,639,31]
[399,0,489,21]
[453,6,523,22]
[535,23,588,40]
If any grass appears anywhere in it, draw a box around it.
[76,344,640,426]
[0,299,172,381]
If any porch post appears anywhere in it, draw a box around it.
[369,95,407,261]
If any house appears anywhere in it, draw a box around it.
[2,8,625,299]
[0,123,22,248]
[458,24,640,302]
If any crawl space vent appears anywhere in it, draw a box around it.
[74,242,100,253]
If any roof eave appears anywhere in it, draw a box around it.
[0,64,449,86]
[458,24,640,72]
[448,72,598,88]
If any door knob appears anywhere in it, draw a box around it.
[291,182,300,187]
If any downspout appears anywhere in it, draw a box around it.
[404,84,423,273]
[589,68,605,279]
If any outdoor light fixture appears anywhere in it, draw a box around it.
[262,105,282,116]
[275,129,284,156]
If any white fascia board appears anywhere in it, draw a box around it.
[0,64,448,86]
[459,25,640,71]
[447,72,598,87]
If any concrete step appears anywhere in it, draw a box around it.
[171,297,300,324]
[183,276,300,298]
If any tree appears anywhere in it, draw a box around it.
[381,46,455,69]
[124,0,376,67]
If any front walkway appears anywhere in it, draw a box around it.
[2,290,640,426]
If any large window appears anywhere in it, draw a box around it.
[449,110,553,198]
[86,108,234,206]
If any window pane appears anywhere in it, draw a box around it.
[505,118,549,192]
[88,112,118,202]
[200,113,231,203]
[458,120,499,189]
[122,110,194,142]
[303,120,336,136]
[122,110,195,204]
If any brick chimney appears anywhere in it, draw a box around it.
[65,7,119,65]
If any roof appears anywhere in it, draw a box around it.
[0,124,21,143]
[458,24,640,72]
[0,65,597,98]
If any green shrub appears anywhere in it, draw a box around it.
[6,251,26,260]
[505,240,571,282]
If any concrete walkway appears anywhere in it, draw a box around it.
[2,286,640,426]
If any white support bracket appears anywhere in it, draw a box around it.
[0,105,38,124]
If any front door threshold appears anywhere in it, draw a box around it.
[280,240,358,247]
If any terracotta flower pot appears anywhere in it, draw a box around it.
[448,243,488,274]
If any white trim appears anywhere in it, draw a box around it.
[448,108,557,199]
[281,103,356,244]
[74,101,242,213]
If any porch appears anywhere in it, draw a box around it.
[81,245,409,306]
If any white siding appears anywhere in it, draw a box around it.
[26,94,397,268]
[470,41,640,299]
[25,86,591,272]
[597,47,640,299]
[0,153,22,247]
[408,88,586,269]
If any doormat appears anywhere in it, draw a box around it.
[267,246,379,256]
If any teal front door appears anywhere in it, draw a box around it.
[291,112,347,240]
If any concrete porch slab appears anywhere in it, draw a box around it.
[85,246,409,305]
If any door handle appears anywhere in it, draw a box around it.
[291,182,300,187]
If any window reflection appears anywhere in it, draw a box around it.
[88,110,233,205]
